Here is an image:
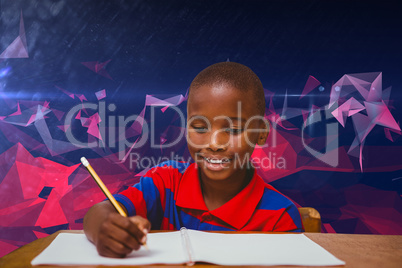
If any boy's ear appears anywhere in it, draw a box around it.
[257,119,270,146]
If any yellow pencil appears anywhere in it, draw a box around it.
[81,157,148,250]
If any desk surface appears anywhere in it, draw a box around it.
[0,230,401,268]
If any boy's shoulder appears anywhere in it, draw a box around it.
[258,179,296,210]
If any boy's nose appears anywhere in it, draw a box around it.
[208,141,226,151]
[208,130,228,151]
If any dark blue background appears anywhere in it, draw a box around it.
[1,0,401,110]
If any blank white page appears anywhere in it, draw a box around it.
[32,232,186,266]
[187,230,345,266]
[32,231,345,266]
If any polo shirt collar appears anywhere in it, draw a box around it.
[176,163,265,230]
[175,163,208,211]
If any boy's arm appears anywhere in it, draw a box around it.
[83,200,151,258]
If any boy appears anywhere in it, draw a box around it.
[83,62,303,258]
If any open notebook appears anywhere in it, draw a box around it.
[32,228,345,266]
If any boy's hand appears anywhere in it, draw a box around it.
[95,214,151,258]
[83,201,151,258]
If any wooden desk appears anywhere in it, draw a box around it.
[0,230,401,268]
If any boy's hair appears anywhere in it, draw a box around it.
[189,62,266,116]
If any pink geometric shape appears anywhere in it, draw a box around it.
[43,101,50,109]
[347,137,360,158]
[348,72,381,84]
[382,86,392,105]
[348,107,364,117]
[0,241,19,257]
[0,36,28,58]
[89,113,101,124]
[1,145,79,228]
[367,73,382,102]
[80,103,89,115]
[15,161,45,200]
[35,191,68,228]
[311,104,320,111]
[0,166,25,210]
[384,128,393,142]
[145,94,188,108]
[75,110,82,120]
[26,114,37,126]
[331,107,345,128]
[331,97,365,127]
[9,201,46,227]
[57,125,70,132]
[376,109,400,131]
[79,117,89,127]
[33,231,49,239]
[365,101,400,131]
[384,127,401,142]
[8,103,21,117]
[299,75,321,99]
[352,113,375,143]
[0,199,37,218]
[82,113,102,140]
[345,75,369,100]
[161,106,169,113]
[81,60,113,80]
[347,98,365,115]
[76,94,87,102]
[145,95,170,106]
[301,109,309,123]
[95,89,106,100]
[51,109,65,121]
[0,11,28,59]
[164,95,185,105]
[55,86,75,99]
[87,119,102,140]
[322,223,336,233]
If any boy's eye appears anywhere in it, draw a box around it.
[192,126,208,133]
[225,128,243,135]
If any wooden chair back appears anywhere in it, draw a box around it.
[298,207,321,233]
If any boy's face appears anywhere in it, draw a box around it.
[187,83,268,183]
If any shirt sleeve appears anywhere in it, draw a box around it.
[112,165,168,229]
[273,203,304,232]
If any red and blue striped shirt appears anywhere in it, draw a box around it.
[114,161,303,232]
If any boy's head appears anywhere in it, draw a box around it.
[189,62,266,116]
[186,62,269,183]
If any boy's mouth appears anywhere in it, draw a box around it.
[203,157,230,164]
[199,155,231,171]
